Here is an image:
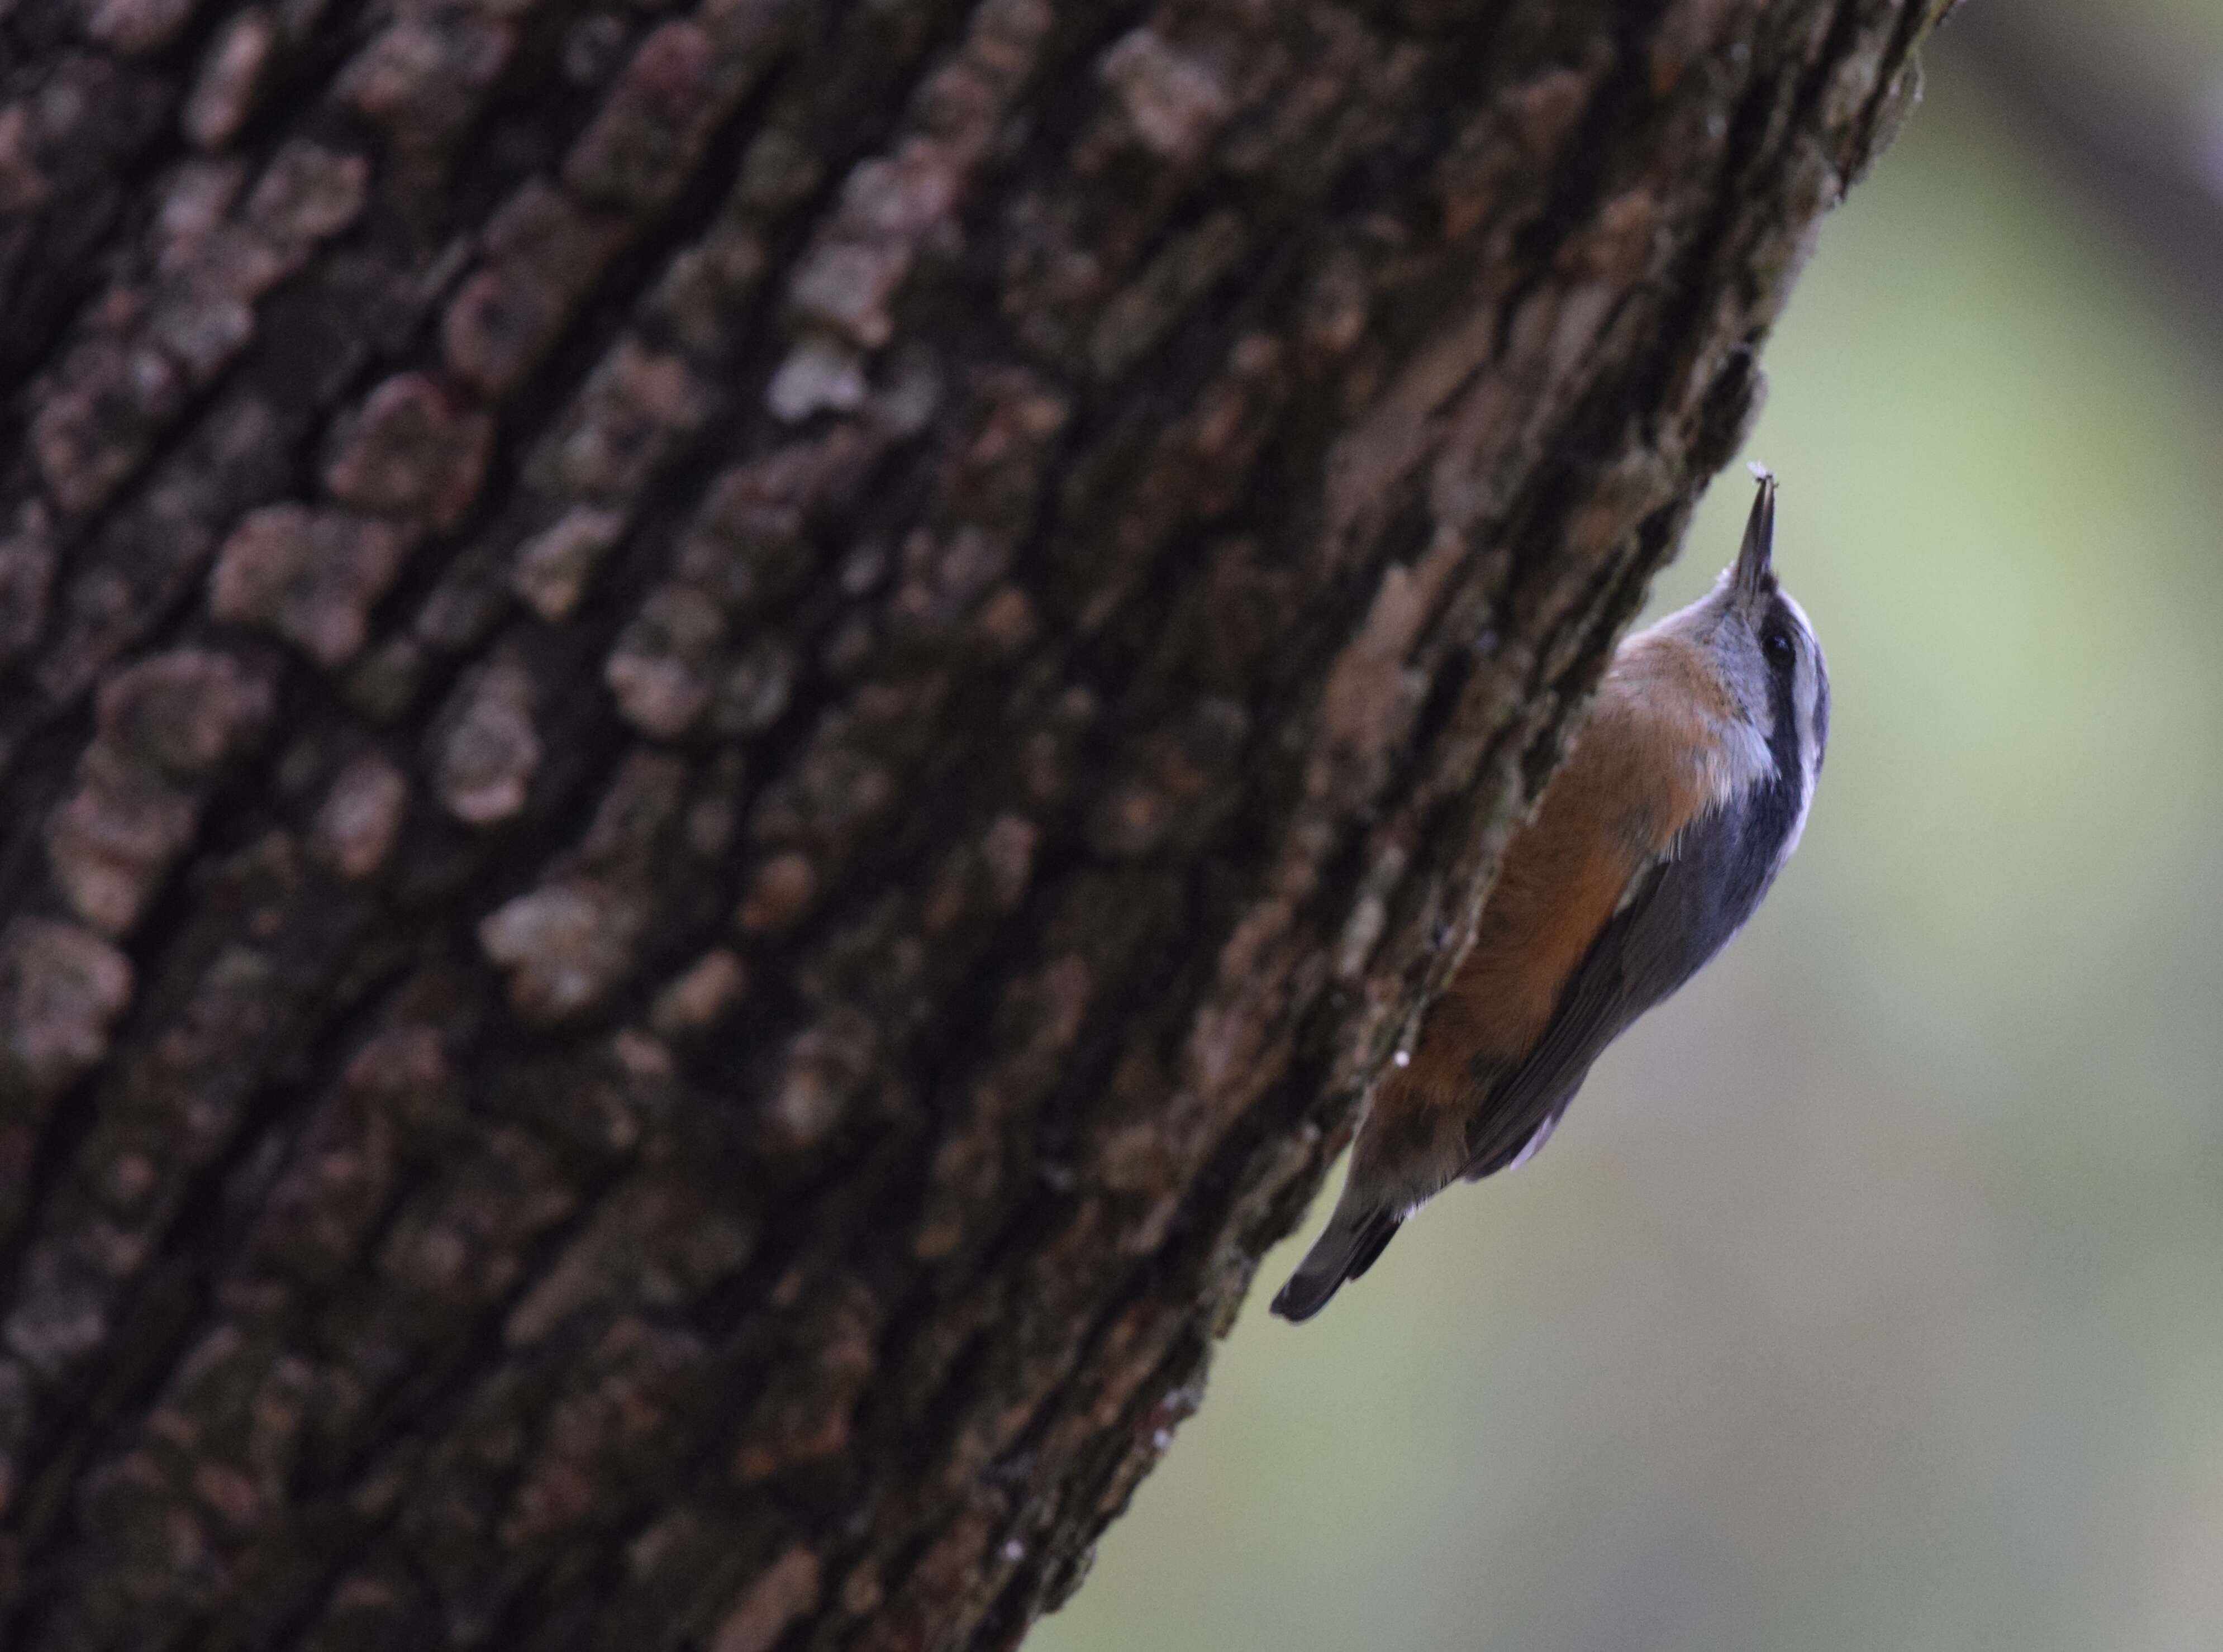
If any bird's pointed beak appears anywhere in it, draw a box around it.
[1733,465,1776,604]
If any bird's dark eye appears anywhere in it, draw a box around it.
[1763,629,1794,666]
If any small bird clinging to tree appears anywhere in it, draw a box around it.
[1273,469,1829,1322]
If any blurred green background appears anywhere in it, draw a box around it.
[1038,21,2223,1652]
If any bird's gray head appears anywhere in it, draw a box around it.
[1655,470,1831,850]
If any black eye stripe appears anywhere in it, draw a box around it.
[1758,593,1805,779]
[1764,596,1805,661]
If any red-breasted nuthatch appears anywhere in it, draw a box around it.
[1273,470,1829,1322]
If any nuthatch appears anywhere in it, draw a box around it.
[1273,470,1829,1322]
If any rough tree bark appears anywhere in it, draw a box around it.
[0,0,1943,1646]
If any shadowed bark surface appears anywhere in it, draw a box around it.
[0,0,1941,1646]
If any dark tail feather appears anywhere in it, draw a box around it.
[1269,1208,1402,1323]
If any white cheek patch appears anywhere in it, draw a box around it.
[1779,591,1825,859]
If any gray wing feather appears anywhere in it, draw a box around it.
[1461,795,1778,1180]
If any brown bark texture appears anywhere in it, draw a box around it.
[0,0,1940,1646]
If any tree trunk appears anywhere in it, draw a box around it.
[0,0,1940,1646]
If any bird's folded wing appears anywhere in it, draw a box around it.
[1462,796,1759,1178]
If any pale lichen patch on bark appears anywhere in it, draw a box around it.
[310,754,411,879]
[42,649,274,935]
[211,505,415,668]
[478,882,645,1025]
[181,11,278,149]
[510,506,629,621]
[649,948,750,1037]
[321,373,496,536]
[0,919,134,1105]
[431,655,543,825]
[605,582,731,739]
